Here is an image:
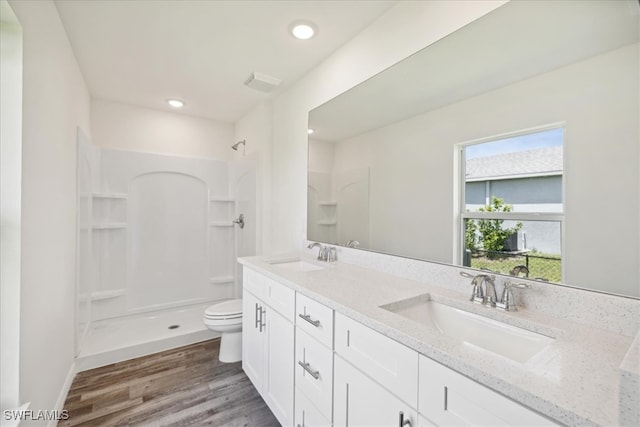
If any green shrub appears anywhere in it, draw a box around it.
[468,197,522,255]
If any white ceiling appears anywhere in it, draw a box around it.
[54,0,396,123]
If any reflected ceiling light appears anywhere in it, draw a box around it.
[308,128,315,135]
[167,99,184,108]
[290,21,317,40]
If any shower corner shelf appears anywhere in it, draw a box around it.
[93,193,128,199]
[210,197,235,203]
[317,201,337,206]
[209,221,234,227]
[209,275,235,285]
[317,220,337,226]
[92,223,127,230]
[90,289,126,301]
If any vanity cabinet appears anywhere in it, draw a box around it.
[242,268,295,426]
[242,264,563,427]
[419,355,561,426]
[294,293,334,425]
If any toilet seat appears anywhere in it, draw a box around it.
[204,299,242,321]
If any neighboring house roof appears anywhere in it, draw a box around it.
[466,146,562,181]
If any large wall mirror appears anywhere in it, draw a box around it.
[308,0,639,298]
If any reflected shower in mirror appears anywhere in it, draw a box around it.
[307,0,639,298]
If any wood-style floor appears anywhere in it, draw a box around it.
[61,339,280,426]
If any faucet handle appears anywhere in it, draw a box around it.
[483,276,498,307]
[497,281,531,311]
[469,275,485,304]
[327,247,337,262]
[459,271,475,279]
[506,282,532,290]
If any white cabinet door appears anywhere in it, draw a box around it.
[295,387,332,427]
[243,278,295,427]
[334,355,417,427]
[419,355,560,426]
[263,305,295,426]
[242,289,264,390]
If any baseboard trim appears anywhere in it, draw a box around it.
[49,360,77,427]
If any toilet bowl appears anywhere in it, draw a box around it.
[203,299,243,363]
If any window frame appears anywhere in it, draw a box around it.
[456,123,565,282]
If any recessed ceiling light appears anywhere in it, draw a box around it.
[307,128,315,135]
[290,21,317,40]
[167,99,184,108]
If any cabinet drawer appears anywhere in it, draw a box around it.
[334,312,418,408]
[264,276,295,321]
[296,328,333,420]
[419,355,560,426]
[296,293,334,348]
[295,387,332,427]
[243,267,265,299]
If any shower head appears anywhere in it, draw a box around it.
[231,140,246,151]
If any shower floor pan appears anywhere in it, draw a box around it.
[76,302,217,371]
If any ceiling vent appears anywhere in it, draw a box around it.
[244,72,282,93]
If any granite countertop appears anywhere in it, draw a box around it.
[239,254,637,427]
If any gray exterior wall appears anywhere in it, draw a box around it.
[465,175,562,254]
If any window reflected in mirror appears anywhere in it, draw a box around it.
[461,127,563,282]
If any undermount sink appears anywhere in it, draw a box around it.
[266,257,326,272]
[383,297,554,363]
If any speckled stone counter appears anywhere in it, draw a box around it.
[619,333,640,426]
[239,254,639,427]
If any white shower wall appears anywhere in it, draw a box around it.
[87,148,243,321]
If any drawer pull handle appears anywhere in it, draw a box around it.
[399,411,411,427]
[297,361,320,379]
[259,308,266,333]
[255,303,261,329]
[298,313,321,327]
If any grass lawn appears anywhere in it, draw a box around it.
[470,252,561,283]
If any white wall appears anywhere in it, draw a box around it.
[8,0,91,418]
[0,0,22,411]
[265,0,507,254]
[233,102,273,254]
[91,98,234,160]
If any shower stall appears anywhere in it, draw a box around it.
[75,132,256,369]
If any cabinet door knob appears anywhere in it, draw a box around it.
[298,313,321,327]
[399,411,411,427]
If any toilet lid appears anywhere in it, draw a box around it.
[205,299,242,317]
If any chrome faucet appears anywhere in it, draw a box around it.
[346,240,360,248]
[510,265,529,277]
[469,274,497,307]
[308,242,323,260]
[307,242,337,262]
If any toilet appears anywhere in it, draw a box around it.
[203,299,243,363]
